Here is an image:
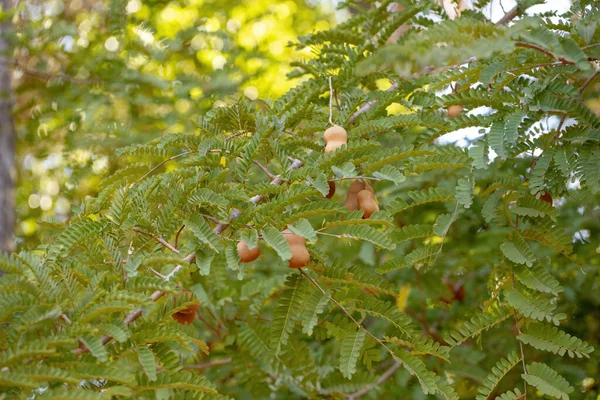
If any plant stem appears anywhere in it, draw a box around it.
[298,268,398,359]
[133,227,180,255]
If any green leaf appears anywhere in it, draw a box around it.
[103,322,130,343]
[339,329,366,379]
[261,226,292,261]
[455,176,474,209]
[288,219,317,242]
[188,188,229,208]
[239,229,259,250]
[138,346,157,381]
[476,352,522,400]
[373,165,406,185]
[488,121,507,159]
[332,162,357,178]
[394,349,438,395]
[529,151,553,195]
[225,242,240,273]
[469,139,489,169]
[522,362,574,400]
[515,264,563,295]
[269,274,306,354]
[444,307,512,347]
[339,225,395,250]
[505,290,565,325]
[195,249,215,276]
[433,213,454,237]
[500,234,536,267]
[301,287,330,336]
[185,214,221,252]
[307,172,330,196]
[495,388,524,400]
[79,335,108,362]
[518,323,594,358]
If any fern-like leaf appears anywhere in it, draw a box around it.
[269,274,306,354]
[521,362,574,400]
[339,329,366,379]
[505,290,565,326]
[476,352,522,400]
[517,323,594,358]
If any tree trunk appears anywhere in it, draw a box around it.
[0,0,16,256]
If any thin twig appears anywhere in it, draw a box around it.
[496,5,518,25]
[515,42,574,64]
[224,131,247,141]
[174,225,185,249]
[582,43,600,50]
[512,274,528,398]
[348,81,399,125]
[150,268,168,280]
[315,231,344,238]
[253,160,277,180]
[129,150,196,189]
[60,314,72,324]
[505,61,565,74]
[183,358,232,371]
[133,227,180,255]
[199,214,223,225]
[328,76,334,126]
[346,361,402,400]
[433,200,460,264]
[331,176,381,182]
[298,268,397,359]
[578,70,600,95]
[550,70,600,141]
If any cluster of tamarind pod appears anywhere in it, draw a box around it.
[235,123,379,269]
[175,123,380,324]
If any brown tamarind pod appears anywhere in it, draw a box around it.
[237,240,260,263]
[344,181,366,211]
[172,291,198,324]
[323,125,347,155]
[282,229,310,269]
[325,180,336,198]
[447,105,463,118]
[537,191,553,206]
[357,189,379,218]
[344,181,374,211]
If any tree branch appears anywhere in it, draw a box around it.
[496,5,518,26]
[346,361,402,400]
[129,150,196,189]
[253,160,278,180]
[183,358,232,371]
[348,81,399,125]
[133,227,180,255]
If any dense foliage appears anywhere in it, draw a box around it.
[2,0,600,399]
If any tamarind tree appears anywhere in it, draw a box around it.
[1,0,600,399]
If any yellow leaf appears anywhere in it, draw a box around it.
[396,284,411,312]
[220,156,227,167]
